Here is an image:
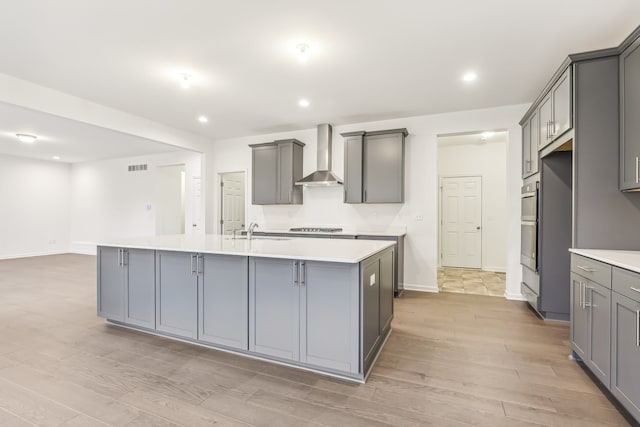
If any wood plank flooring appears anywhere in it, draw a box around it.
[0,254,633,426]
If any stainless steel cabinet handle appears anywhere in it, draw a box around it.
[636,309,640,347]
[579,282,583,309]
[122,250,128,267]
[550,120,555,137]
[636,156,639,184]
[576,266,596,273]
[293,261,299,287]
[190,254,196,275]
[196,254,202,276]
[364,189,367,202]
[546,121,550,139]
[117,248,121,267]
[631,287,640,294]
[300,261,306,287]
[584,285,593,308]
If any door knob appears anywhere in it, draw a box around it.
[476,226,481,230]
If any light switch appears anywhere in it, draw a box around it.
[370,274,376,286]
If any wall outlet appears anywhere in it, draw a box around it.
[415,215,424,221]
[48,239,56,245]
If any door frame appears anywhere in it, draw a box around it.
[438,174,483,269]
[218,170,248,234]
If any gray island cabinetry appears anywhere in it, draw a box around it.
[97,235,395,382]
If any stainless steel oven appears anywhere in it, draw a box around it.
[521,182,538,272]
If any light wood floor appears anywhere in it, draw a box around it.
[0,254,632,426]
[438,267,506,297]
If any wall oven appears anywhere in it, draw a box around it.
[521,182,538,272]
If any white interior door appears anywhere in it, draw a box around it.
[220,172,245,235]
[156,164,186,235]
[441,176,482,268]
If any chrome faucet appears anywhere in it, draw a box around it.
[247,222,259,240]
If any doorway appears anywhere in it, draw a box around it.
[219,171,246,235]
[437,131,508,297]
[156,164,186,235]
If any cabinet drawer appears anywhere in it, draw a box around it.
[571,254,611,288]
[612,267,640,302]
[521,282,539,311]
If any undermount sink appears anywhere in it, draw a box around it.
[226,236,290,241]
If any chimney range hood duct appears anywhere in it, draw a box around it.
[295,124,343,186]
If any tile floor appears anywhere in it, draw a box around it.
[438,267,506,297]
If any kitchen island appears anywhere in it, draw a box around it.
[97,234,395,382]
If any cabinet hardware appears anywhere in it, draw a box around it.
[637,309,640,347]
[190,254,196,275]
[630,286,640,294]
[196,254,202,275]
[293,261,299,287]
[584,285,593,308]
[300,262,306,287]
[576,265,596,273]
[364,189,367,202]
[117,248,121,267]
[546,121,551,139]
[122,250,128,267]
[579,282,583,309]
[550,120,555,137]
[636,156,639,184]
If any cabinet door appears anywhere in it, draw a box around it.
[199,254,248,350]
[300,261,359,373]
[586,281,611,388]
[252,145,278,205]
[529,111,539,175]
[620,39,640,190]
[362,257,381,369]
[538,94,553,149]
[611,292,640,420]
[363,133,404,203]
[155,251,198,339]
[277,143,293,204]
[344,135,363,203]
[379,249,394,335]
[570,274,588,359]
[551,68,572,139]
[249,258,299,361]
[97,246,125,321]
[125,249,156,329]
[522,120,532,178]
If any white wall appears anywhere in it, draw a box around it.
[206,104,528,299]
[70,150,202,253]
[0,154,71,258]
[437,137,507,272]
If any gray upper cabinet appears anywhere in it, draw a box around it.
[537,67,572,150]
[198,254,249,350]
[98,246,125,321]
[343,132,364,203]
[125,249,156,329]
[522,112,539,178]
[155,251,199,339]
[342,128,407,204]
[250,139,304,205]
[620,36,640,191]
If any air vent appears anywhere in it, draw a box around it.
[128,164,148,172]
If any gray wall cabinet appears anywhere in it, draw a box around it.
[522,112,539,178]
[620,36,640,191]
[249,257,361,374]
[250,139,304,205]
[198,254,249,350]
[155,251,199,339]
[341,129,407,204]
[125,249,156,329]
[537,67,572,151]
[97,246,125,321]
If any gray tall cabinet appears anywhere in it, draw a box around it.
[341,129,407,204]
[250,139,304,205]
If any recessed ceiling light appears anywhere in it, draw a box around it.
[179,73,192,89]
[298,99,310,107]
[462,72,477,82]
[296,44,310,63]
[198,116,208,123]
[16,133,37,143]
[52,156,61,160]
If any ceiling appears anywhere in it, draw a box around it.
[0,1,639,140]
[0,102,180,163]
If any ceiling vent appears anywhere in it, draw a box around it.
[128,164,148,172]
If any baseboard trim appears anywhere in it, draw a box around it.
[403,283,439,293]
[505,291,527,301]
[0,250,69,260]
[69,242,97,255]
[482,267,507,273]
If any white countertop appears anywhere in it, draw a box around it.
[255,227,406,237]
[98,234,395,263]
[569,249,640,274]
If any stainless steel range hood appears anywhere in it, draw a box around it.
[295,124,343,186]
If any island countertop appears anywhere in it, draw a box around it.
[98,234,395,263]
[569,248,640,274]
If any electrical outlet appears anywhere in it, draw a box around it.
[415,215,424,221]
[48,239,56,245]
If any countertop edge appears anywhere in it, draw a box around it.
[569,248,640,274]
